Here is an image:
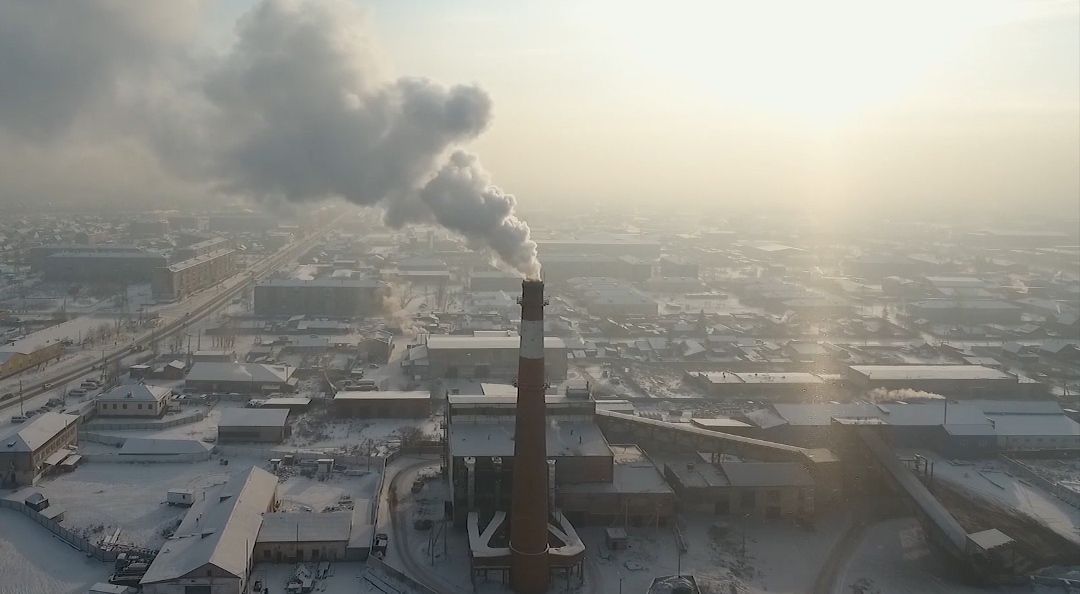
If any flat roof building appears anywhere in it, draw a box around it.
[333,390,431,418]
[217,408,290,443]
[419,333,568,381]
[847,365,1021,397]
[254,278,387,318]
[186,362,296,395]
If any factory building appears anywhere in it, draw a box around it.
[253,278,387,318]
[907,299,1023,325]
[846,365,1021,398]
[332,390,431,418]
[740,400,1080,456]
[174,236,232,260]
[254,504,373,563]
[0,335,65,380]
[29,244,144,270]
[446,396,673,527]
[96,384,172,418]
[42,250,167,283]
[217,408,290,443]
[185,362,297,394]
[417,333,568,380]
[567,278,658,317]
[152,248,237,301]
[0,412,79,487]
[140,467,278,594]
[663,456,814,519]
[685,371,832,401]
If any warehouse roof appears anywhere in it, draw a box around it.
[848,365,1013,381]
[186,362,294,384]
[141,466,277,584]
[218,408,289,428]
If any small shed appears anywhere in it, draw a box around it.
[605,527,628,550]
[24,491,49,511]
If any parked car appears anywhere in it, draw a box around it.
[10,415,28,423]
[42,383,53,390]
[69,388,87,398]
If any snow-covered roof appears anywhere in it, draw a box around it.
[0,412,78,453]
[449,418,611,458]
[719,462,813,488]
[186,362,294,384]
[849,365,1013,381]
[426,335,566,351]
[99,384,171,402]
[141,466,277,585]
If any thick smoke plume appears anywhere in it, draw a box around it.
[0,0,540,277]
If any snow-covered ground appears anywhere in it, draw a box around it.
[833,517,1042,594]
[0,508,110,594]
[250,562,423,594]
[920,452,1080,546]
[41,455,382,549]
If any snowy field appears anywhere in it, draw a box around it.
[0,508,109,594]
[921,453,1080,546]
[41,455,382,549]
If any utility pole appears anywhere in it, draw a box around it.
[18,380,24,416]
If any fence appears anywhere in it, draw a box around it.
[80,451,212,464]
[83,409,206,431]
[79,431,127,447]
[0,496,118,562]
[999,455,1080,510]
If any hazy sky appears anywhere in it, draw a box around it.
[2,0,1077,221]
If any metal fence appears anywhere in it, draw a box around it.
[83,409,206,431]
[999,455,1080,510]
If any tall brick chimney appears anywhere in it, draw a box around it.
[509,279,550,593]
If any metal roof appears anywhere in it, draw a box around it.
[218,407,289,428]
[426,335,567,350]
[141,466,277,584]
[186,362,294,384]
[333,390,429,401]
[849,365,1013,381]
[99,384,171,402]
[256,511,351,543]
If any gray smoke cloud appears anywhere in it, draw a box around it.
[0,0,541,277]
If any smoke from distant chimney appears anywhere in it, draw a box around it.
[0,0,542,277]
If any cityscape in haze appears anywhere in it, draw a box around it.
[0,1,1077,594]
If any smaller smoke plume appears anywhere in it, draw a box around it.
[866,388,945,403]
[418,151,540,279]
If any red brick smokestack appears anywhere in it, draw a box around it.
[510,279,550,593]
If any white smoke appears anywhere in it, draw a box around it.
[0,0,541,277]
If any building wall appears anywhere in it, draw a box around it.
[97,397,168,417]
[185,379,289,395]
[668,480,812,518]
[218,425,286,443]
[558,491,675,527]
[142,572,242,594]
[333,399,430,418]
[253,540,347,564]
[43,253,167,282]
[0,342,64,379]
[153,250,236,301]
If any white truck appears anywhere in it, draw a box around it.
[166,489,194,507]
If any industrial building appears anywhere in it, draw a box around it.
[253,278,387,317]
[253,502,373,563]
[96,384,172,417]
[185,362,296,394]
[417,333,568,380]
[29,244,144,270]
[152,248,237,301]
[567,278,658,316]
[41,250,167,283]
[0,331,66,379]
[217,408,290,443]
[846,365,1021,398]
[537,239,661,259]
[663,456,815,518]
[907,299,1023,325]
[140,467,278,594]
[740,400,1080,456]
[332,390,431,417]
[685,370,833,401]
[0,412,79,487]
